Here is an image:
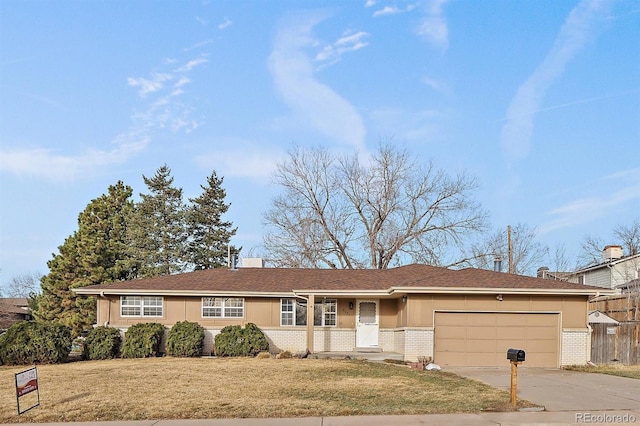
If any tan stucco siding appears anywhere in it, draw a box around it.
[102,296,361,329]
[98,293,588,332]
[379,299,398,328]
[337,299,356,328]
[96,298,111,326]
[406,294,588,329]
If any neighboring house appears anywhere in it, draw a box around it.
[536,267,571,281]
[588,310,619,325]
[0,298,31,329]
[568,245,640,290]
[73,262,611,368]
[616,278,640,294]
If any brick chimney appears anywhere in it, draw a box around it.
[603,245,624,261]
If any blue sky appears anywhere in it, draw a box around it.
[1,0,639,283]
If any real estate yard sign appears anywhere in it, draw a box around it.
[15,367,40,414]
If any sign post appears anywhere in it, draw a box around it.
[15,367,40,414]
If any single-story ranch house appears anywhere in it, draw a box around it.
[73,262,613,368]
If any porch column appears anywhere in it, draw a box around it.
[306,294,315,354]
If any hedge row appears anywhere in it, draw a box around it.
[0,320,270,365]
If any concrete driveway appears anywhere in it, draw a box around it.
[446,366,640,412]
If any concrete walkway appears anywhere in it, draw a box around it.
[446,366,640,412]
[9,410,640,426]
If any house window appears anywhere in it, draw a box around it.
[281,298,294,325]
[202,297,244,318]
[280,298,337,326]
[121,296,163,317]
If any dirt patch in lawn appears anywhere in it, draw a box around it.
[1,357,536,423]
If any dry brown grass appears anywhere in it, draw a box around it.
[565,364,640,379]
[1,357,535,423]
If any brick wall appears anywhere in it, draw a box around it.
[393,329,405,354]
[314,328,356,352]
[379,329,394,351]
[561,328,589,366]
[402,328,434,362]
[261,328,307,353]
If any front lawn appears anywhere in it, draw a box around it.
[1,357,535,423]
[565,364,640,380]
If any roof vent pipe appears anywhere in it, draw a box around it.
[494,257,502,272]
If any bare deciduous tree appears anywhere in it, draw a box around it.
[578,234,606,266]
[467,223,549,276]
[264,144,488,269]
[2,272,41,298]
[614,219,640,256]
[578,218,640,267]
[550,243,574,275]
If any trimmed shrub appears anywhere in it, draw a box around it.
[214,323,269,357]
[0,321,72,365]
[84,326,122,360]
[166,321,205,357]
[214,325,243,356]
[121,323,166,358]
[243,322,270,356]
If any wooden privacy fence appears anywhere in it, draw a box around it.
[590,293,639,322]
[590,322,640,365]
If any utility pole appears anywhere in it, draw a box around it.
[507,225,513,274]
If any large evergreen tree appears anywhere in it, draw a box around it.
[34,181,135,335]
[186,171,238,269]
[127,165,187,277]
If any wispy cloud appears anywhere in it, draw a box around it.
[0,55,208,181]
[315,31,370,66]
[369,108,448,143]
[195,141,283,181]
[421,75,450,95]
[184,39,214,52]
[539,168,640,234]
[497,89,640,123]
[500,0,612,164]
[218,17,232,30]
[127,72,172,97]
[0,134,151,181]
[416,0,449,50]
[268,12,366,150]
[174,57,208,72]
[373,6,401,17]
[373,3,417,17]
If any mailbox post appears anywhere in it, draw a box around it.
[506,349,525,409]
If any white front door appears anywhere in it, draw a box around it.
[356,300,379,348]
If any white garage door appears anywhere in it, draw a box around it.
[434,312,560,368]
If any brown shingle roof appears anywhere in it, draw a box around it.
[73,264,606,296]
[0,298,30,315]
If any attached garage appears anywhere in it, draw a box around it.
[434,312,560,368]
